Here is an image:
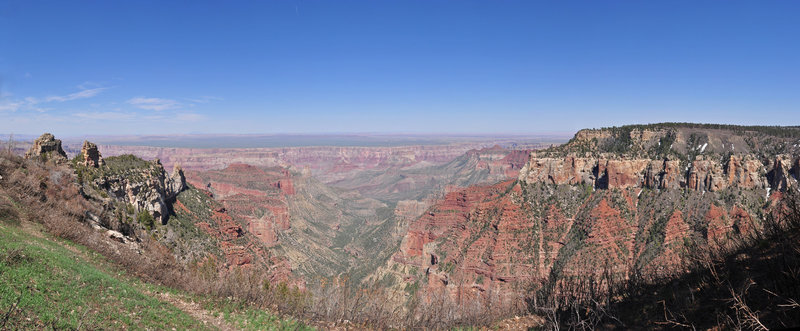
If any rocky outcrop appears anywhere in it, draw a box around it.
[644,159,683,189]
[519,156,597,186]
[725,155,766,189]
[768,155,798,191]
[574,129,614,142]
[522,124,800,191]
[687,156,726,191]
[24,133,67,161]
[519,152,790,191]
[94,158,186,224]
[601,159,651,189]
[384,124,800,304]
[80,140,105,167]
[167,164,186,196]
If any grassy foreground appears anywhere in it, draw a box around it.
[0,221,309,330]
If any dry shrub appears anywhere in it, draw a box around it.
[301,276,525,329]
[0,153,188,289]
[174,262,524,329]
[0,152,529,329]
[527,189,800,330]
[0,195,19,226]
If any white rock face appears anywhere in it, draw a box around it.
[95,159,186,225]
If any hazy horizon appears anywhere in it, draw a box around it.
[1,132,568,149]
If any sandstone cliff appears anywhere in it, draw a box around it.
[377,124,800,305]
[519,123,800,191]
[517,153,796,191]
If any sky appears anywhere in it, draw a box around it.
[0,1,798,136]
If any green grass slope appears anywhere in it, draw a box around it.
[0,222,206,330]
[0,222,311,330]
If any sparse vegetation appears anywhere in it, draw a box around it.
[527,190,800,330]
[137,211,155,230]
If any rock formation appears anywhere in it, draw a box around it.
[93,157,186,224]
[379,124,800,304]
[167,164,186,196]
[768,155,798,191]
[80,140,105,167]
[24,133,67,161]
[518,152,791,191]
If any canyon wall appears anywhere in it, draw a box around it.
[376,125,800,305]
[519,154,798,191]
[175,145,534,282]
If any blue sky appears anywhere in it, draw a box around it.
[0,1,798,136]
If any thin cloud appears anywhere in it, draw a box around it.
[45,87,108,102]
[0,83,110,116]
[137,112,206,122]
[77,81,103,90]
[175,112,207,121]
[74,111,137,121]
[185,96,222,104]
[127,97,180,111]
[0,100,23,112]
[28,106,53,113]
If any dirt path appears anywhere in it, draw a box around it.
[155,291,240,331]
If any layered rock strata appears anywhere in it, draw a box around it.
[379,125,800,305]
[518,154,798,191]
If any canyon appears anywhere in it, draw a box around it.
[181,145,536,282]
[6,124,800,329]
[51,134,550,287]
[377,124,800,307]
[26,125,800,298]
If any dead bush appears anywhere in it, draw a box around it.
[0,151,531,329]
